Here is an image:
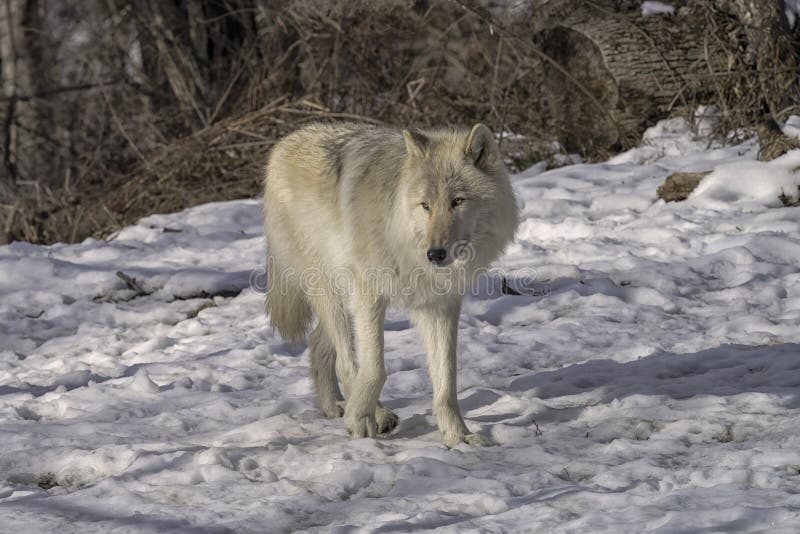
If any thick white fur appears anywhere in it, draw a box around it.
[263,122,518,447]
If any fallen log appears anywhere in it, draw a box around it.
[538,9,728,154]
[657,171,711,202]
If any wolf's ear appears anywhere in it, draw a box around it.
[403,129,428,159]
[465,123,497,169]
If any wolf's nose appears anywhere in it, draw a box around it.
[426,247,447,264]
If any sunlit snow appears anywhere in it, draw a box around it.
[2,119,800,532]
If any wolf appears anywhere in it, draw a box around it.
[263,122,518,447]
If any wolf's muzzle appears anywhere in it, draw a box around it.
[426,247,447,265]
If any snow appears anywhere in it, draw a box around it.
[641,1,675,16]
[786,0,800,29]
[690,150,800,208]
[3,119,800,532]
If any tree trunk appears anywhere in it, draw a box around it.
[0,0,35,183]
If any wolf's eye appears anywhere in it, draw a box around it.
[451,197,465,208]
[421,202,430,212]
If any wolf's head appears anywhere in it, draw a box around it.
[397,123,518,272]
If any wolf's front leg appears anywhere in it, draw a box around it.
[411,301,493,448]
[344,295,389,438]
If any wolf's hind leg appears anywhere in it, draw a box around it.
[312,293,358,406]
[309,324,344,418]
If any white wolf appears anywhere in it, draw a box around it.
[263,122,518,447]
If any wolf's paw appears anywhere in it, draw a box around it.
[444,432,495,448]
[345,413,378,439]
[319,399,344,418]
[375,406,399,434]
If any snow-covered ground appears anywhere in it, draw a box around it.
[2,118,800,533]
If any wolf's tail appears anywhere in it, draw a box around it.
[265,254,313,344]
